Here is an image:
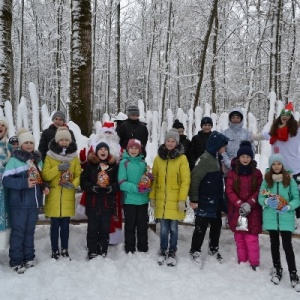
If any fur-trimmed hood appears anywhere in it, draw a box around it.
[46,139,78,162]
[157,143,185,160]
[12,149,42,163]
[87,151,116,165]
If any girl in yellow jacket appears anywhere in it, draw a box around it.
[149,129,190,266]
[42,127,81,260]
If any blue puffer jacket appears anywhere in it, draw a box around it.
[118,151,149,205]
[2,150,44,208]
[258,175,300,232]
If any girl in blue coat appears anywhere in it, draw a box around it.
[3,129,49,273]
[118,139,149,253]
[258,154,300,291]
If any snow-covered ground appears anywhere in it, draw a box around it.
[0,222,299,300]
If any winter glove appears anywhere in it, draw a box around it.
[265,197,279,209]
[58,162,70,171]
[91,185,101,193]
[178,200,186,212]
[239,202,251,217]
[59,182,75,189]
[150,199,156,209]
[79,148,87,164]
[276,205,290,213]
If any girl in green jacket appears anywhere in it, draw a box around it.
[258,154,300,291]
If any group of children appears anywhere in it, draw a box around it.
[0,106,299,292]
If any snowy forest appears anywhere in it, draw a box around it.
[0,0,299,136]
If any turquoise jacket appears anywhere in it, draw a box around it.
[118,151,149,205]
[258,175,300,232]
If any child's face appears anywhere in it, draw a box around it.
[53,117,64,127]
[177,128,184,135]
[58,138,70,148]
[272,161,283,174]
[97,147,109,160]
[0,123,7,139]
[128,146,140,157]
[230,115,242,124]
[202,124,212,133]
[280,114,291,125]
[11,142,19,149]
[165,138,177,150]
[21,141,34,152]
[239,155,252,165]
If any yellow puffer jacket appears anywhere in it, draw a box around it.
[42,142,81,217]
[149,144,190,220]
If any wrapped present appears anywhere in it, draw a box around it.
[138,167,154,193]
[236,216,248,231]
[261,189,288,210]
[97,163,110,187]
[59,169,73,185]
[28,160,43,184]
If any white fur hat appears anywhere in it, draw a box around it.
[17,128,35,146]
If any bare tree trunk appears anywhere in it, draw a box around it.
[91,0,97,115]
[115,0,121,113]
[18,0,24,104]
[193,0,218,110]
[284,0,296,102]
[210,10,218,114]
[275,0,282,99]
[69,0,92,136]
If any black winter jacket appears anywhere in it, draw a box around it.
[80,161,119,214]
[189,131,212,169]
[116,119,148,156]
[38,124,76,161]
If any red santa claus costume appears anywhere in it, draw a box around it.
[79,121,123,244]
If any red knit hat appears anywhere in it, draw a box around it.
[100,121,116,134]
[127,139,142,153]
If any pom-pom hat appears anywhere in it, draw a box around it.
[55,127,72,142]
[237,140,254,159]
[280,102,294,116]
[17,128,35,146]
[100,121,115,134]
[172,119,184,130]
[268,154,287,169]
[127,139,142,153]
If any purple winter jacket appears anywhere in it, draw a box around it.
[225,160,263,235]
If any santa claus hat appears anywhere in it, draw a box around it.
[100,121,116,134]
[281,102,294,115]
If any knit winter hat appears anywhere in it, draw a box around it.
[127,139,142,153]
[229,108,243,122]
[55,127,72,142]
[201,117,213,127]
[237,140,254,159]
[165,128,180,145]
[100,121,116,134]
[0,116,8,129]
[172,119,184,130]
[206,131,229,155]
[96,142,110,154]
[127,105,140,117]
[17,128,35,146]
[268,154,287,169]
[52,111,66,122]
[8,136,18,144]
[280,102,294,116]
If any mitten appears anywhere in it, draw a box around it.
[79,148,87,164]
[150,199,156,209]
[276,205,290,213]
[252,133,265,141]
[239,202,251,217]
[58,162,70,171]
[178,200,186,212]
[265,197,279,209]
[59,182,75,189]
[91,185,101,193]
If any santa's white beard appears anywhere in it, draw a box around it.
[90,132,121,160]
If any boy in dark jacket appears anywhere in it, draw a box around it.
[189,131,229,265]
[80,142,119,259]
[172,119,190,155]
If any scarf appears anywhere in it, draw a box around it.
[269,126,289,145]
[272,174,283,182]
